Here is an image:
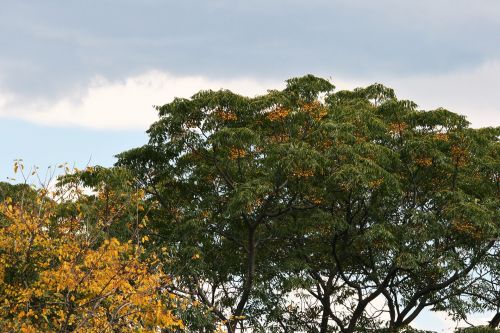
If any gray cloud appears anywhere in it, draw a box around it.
[1,0,499,99]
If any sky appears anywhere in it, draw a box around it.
[0,1,498,329]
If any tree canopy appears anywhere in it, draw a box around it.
[1,75,498,332]
[116,75,500,332]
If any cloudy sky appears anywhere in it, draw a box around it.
[0,0,499,329]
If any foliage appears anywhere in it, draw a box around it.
[456,327,500,333]
[0,167,184,332]
[2,75,497,332]
[117,75,499,332]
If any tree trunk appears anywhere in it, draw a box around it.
[319,307,329,333]
[229,225,257,333]
[319,296,332,333]
[489,312,500,328]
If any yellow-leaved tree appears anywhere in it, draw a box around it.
[0,165,184,333]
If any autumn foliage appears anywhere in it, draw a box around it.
[0,169,183,332]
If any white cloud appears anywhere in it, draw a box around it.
[0,90,13,110]
[333,59,500,128]
[383,60,500,128]
[0,61,498,130]
[0,72,283,130]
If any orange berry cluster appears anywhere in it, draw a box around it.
[451,145,468,167]
[229,147,247,159]
[266,106,290,121]
[434,133,449,141]
[301,101,328,120]
[292,169,314,178]
[389,122,408,134]
[415,157,433,167]
[216,110,238,121]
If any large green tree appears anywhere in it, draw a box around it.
[117,75,499,332]
[259,85,499,332]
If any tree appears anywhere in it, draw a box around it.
[117,75,499,332]
[265,86,499,332]
[441,240,499,329]
[0,165,184,332]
